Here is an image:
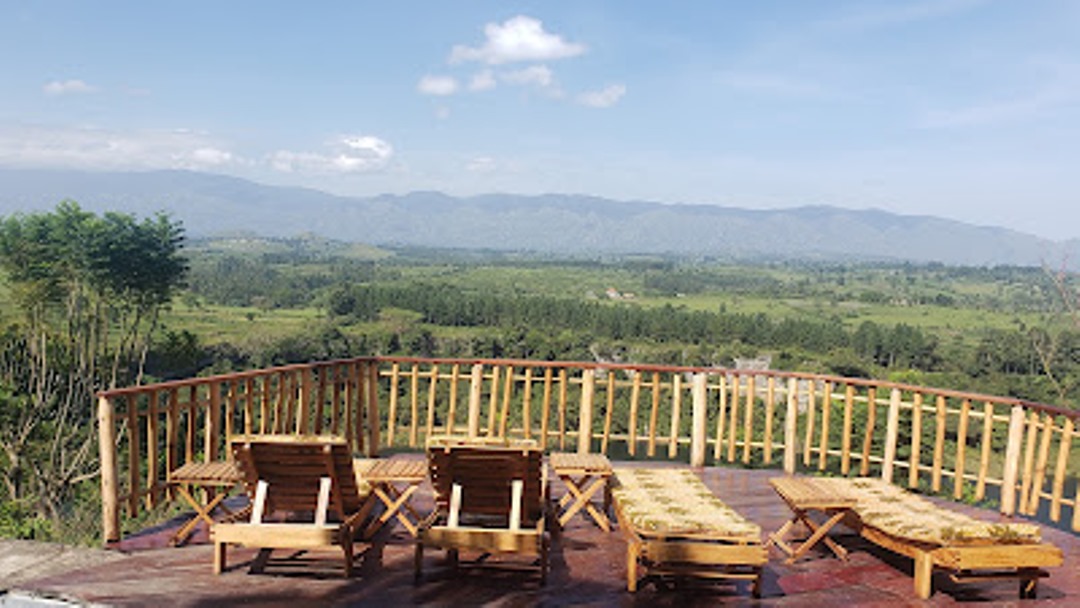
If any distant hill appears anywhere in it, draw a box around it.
[0,167,1073,266]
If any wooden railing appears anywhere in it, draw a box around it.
[97,356,1080,544]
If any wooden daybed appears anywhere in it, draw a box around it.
[611,467,767,595]
[815,476,1063,599]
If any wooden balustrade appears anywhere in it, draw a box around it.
[97,356,1080,544]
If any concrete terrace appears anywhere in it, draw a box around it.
[5,465,1078,607]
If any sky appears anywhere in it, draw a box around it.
[1,1,1078,240]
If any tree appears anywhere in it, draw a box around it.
[0,201,187,534]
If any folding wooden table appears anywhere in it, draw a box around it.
[766,476,857,563]
[359,458,428,538]
[550,452,612,532]
[167,460,244,546]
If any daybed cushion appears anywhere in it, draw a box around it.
[817,477,1041,546]
[612,467,761,540]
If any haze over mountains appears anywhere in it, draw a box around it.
[0,168,1072,267]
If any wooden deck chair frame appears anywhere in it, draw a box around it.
[415,443,549,584]
[210,435,374,577]
[611,470,767,596]
[841,512,1063,599]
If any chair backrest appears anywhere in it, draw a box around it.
[427,443,544,525]
[231,434,363,519]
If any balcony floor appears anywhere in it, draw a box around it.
[9,461,1080,606]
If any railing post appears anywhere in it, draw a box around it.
[97,395,120,545]
[467,363,483,439]
[784,378,798,474]
[366,361,380,456]
[578,369,595,454]
[690,373,707,468]
[1001,404,1027,516]
[882,388,901,484]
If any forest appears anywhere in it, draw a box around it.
[1,204,1079,544]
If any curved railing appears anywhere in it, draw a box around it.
[96,356,1080,544]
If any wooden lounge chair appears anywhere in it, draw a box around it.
[210,435,374,577]
[611,467,767,595]
[415,439,549,583]
[817,476,1063,599]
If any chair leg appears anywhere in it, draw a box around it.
[213,542,227,574]
[414,541,423,583]
[627,543,639,592]
[1020,571,1039,599]
[751,567,763,598]
[913,550,933,599]
[540,533,549,585]
[342,534,354,578]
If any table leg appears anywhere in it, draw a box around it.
[558,475,610,531]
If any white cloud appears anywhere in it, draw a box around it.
[466,156,497,173]
[577,84,626,108]
[271,135,393,174]
[417,75,459,96]
[502,65,554,88]
[449,15,586,65]
[469,69,497,91]
[0,124,242,170]
[435,106,451,120]
[43,79,97,96]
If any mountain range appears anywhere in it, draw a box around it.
[0,167,1073,266]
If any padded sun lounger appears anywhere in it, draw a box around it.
[611,467,766,595]
[817,477,1063,599]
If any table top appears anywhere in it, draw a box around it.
[549,452,612,475]
[359,458,428,483]
[769,476,857,509]
[168,461,243,485]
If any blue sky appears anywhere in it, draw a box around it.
[1,1,1078,239]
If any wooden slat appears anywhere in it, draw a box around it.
[426,365,439,443]
[714,375,727,462]
[224,381,237,442]
[314,368,327,434]
[166,389,179,500]
[245,377,256,435]
[859,387,876,476]
[345,363,357,452]
[727,374,740,463]
[297,367,313,434]
[126,394,140,517]
[668,374,682,459]
[1027,413,1055,516]
[366,360,380,455]
[387,362,400,446]
[974,402,994,501]
[145,391,159,509]
[499,365,514,438]
[818,381,832,471]
[185,385,196,463]
[628,371,642,456]
[578,369,595,453]
[882,388,901,484]
[410,364,421,447]
[329,366,342,436]
[602,371,615,454]
[447,364,461,437]
[742,375,755,464]
[208,383,222,462]
[763,376,776,464]
[932,395,946,492]
[647,372,661,457]
[908,392,923,489]
[953,399,971,500]
[1051,418,1073,522]
[1018,410,1040,514]
[558,368,568,450]
[256,376,268,434]
[783,377,798,474]
[540,367,553,448]
[522,367,533,439]
[841,384,854,475]
[803,380,815,467]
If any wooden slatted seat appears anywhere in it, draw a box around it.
[210,435,374,577]
[817,476,1063,599]
[611,467,766,595]
[415,439,549,583]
